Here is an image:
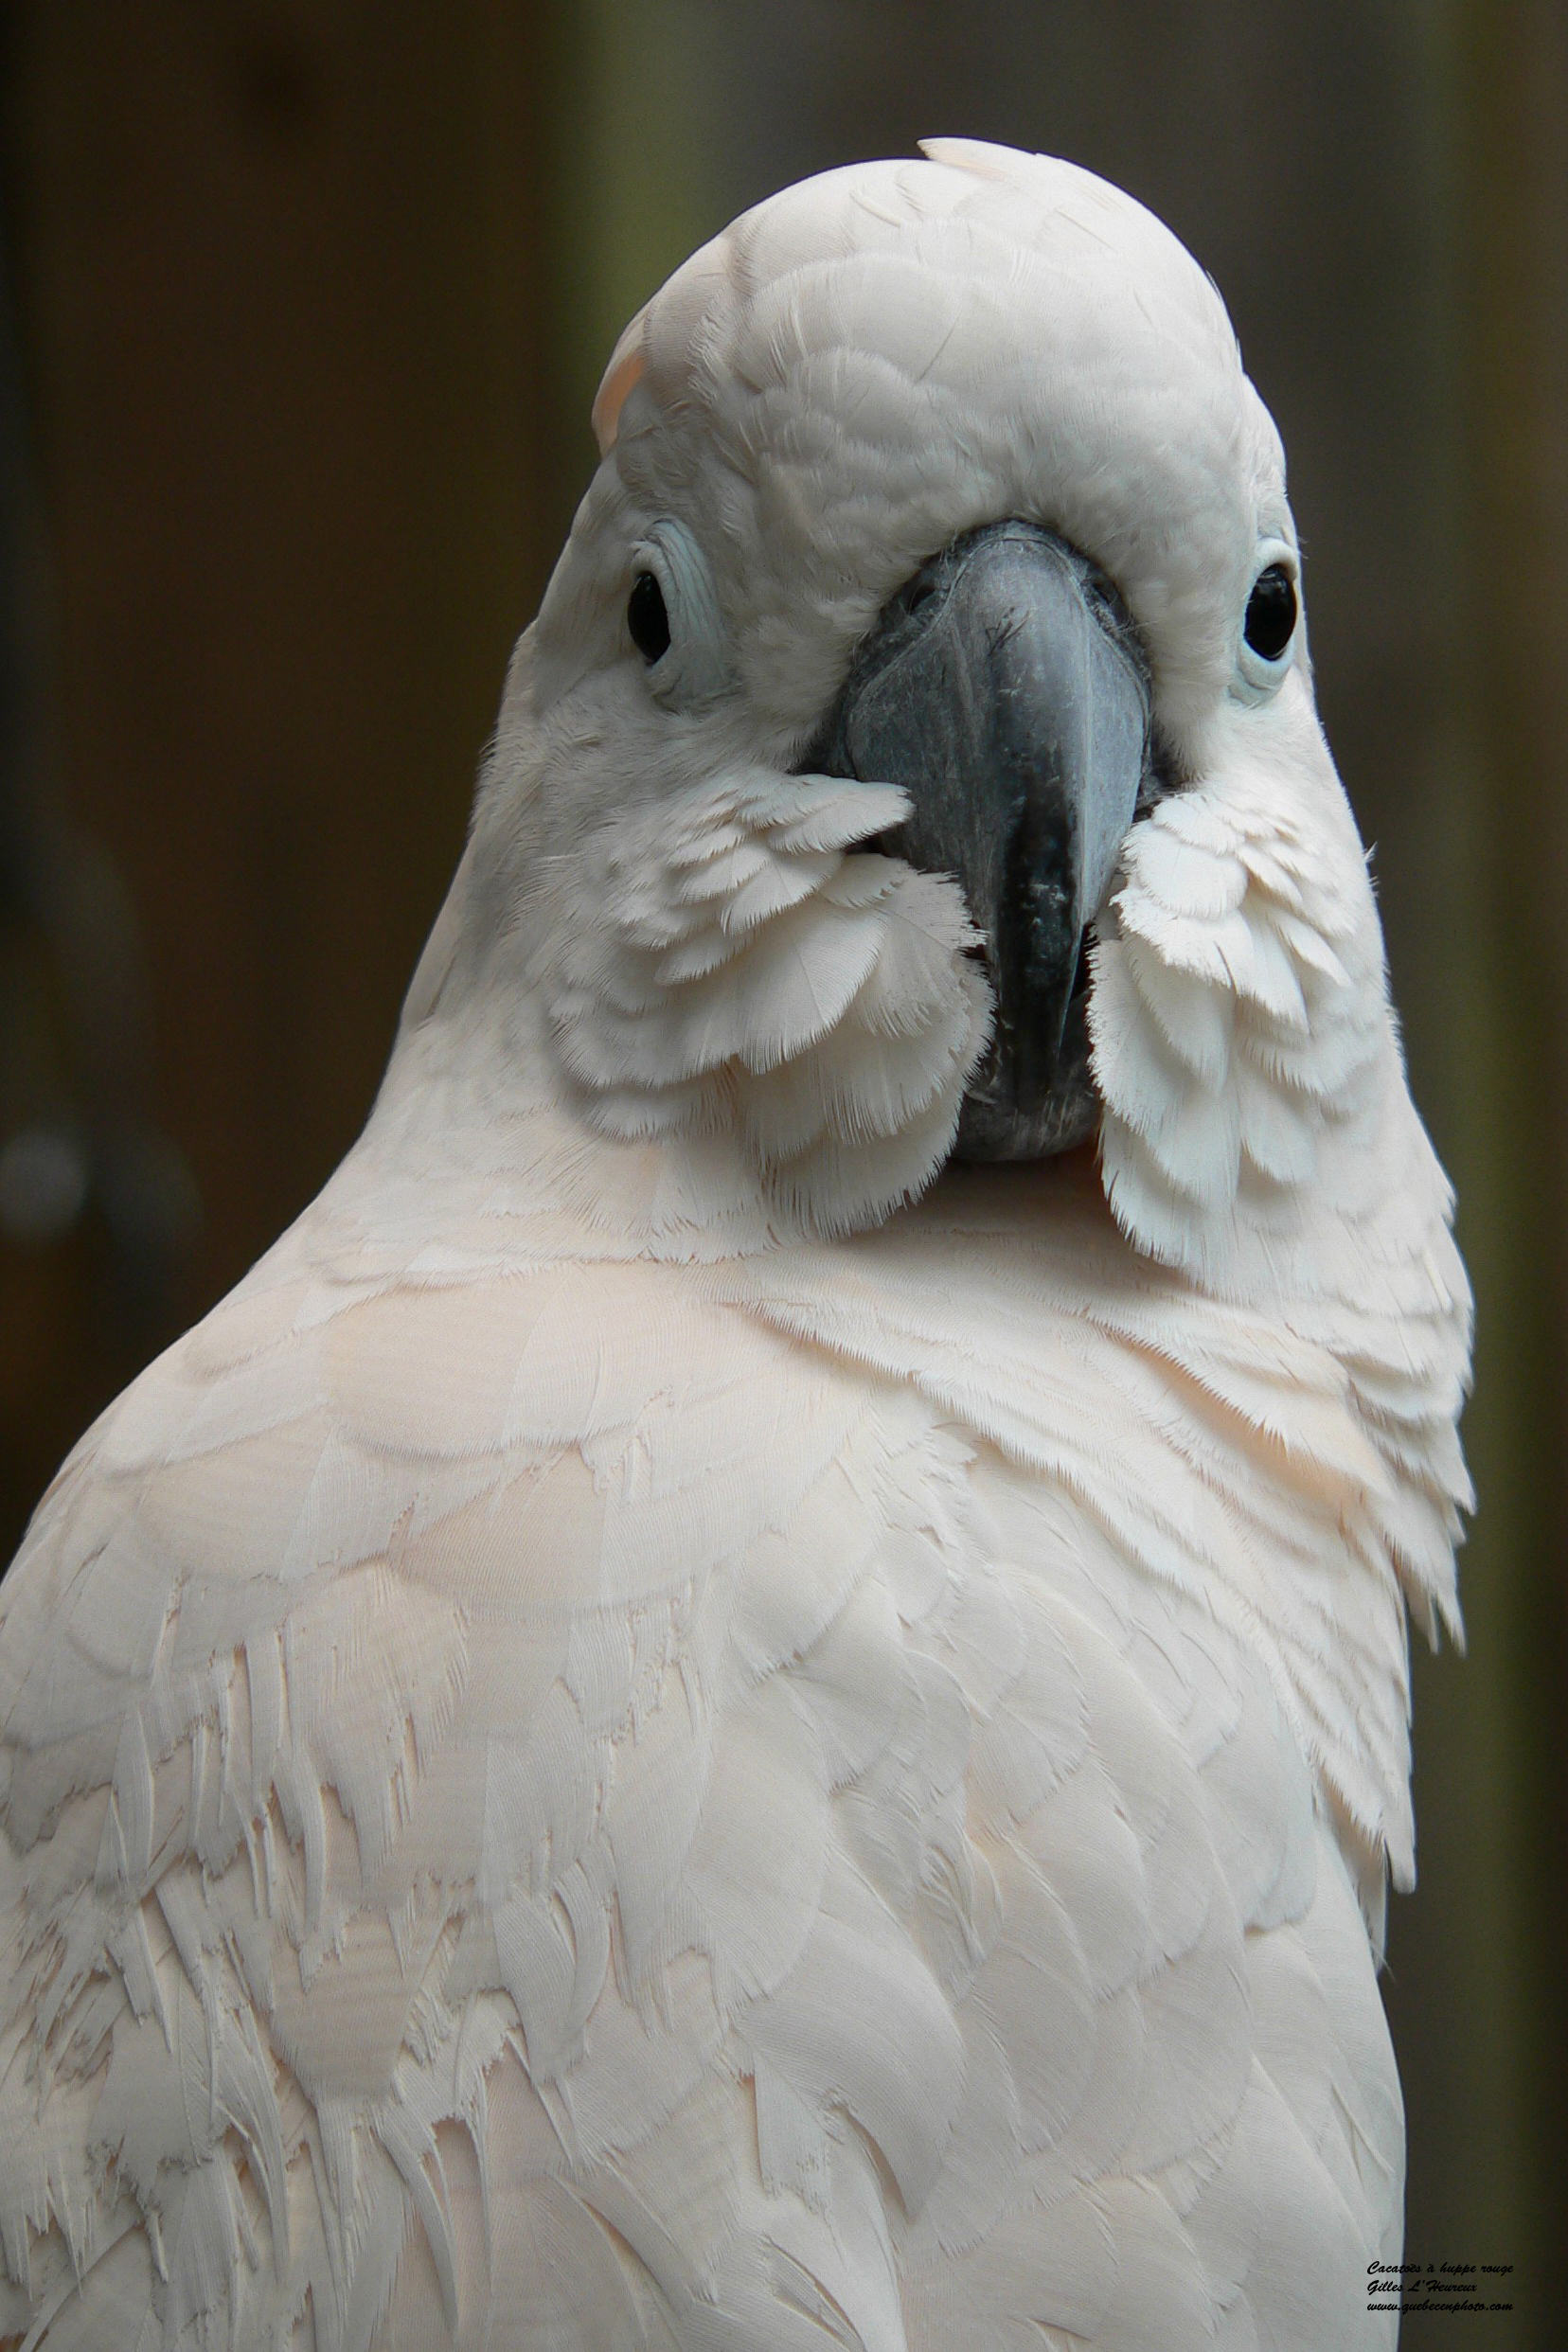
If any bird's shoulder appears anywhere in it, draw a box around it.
[0,1227,868,1849]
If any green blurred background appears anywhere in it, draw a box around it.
[0,4,1561,2343]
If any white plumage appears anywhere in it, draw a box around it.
[0,140,1469,2350]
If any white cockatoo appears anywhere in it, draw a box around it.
[0,140,1469,2352]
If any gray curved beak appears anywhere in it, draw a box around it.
[802,520,1155,1160]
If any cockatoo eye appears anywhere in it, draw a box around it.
[1233,548,1301,699]
[1242,563,1297,663]
[625,519,733,710]
[627,571,671,664]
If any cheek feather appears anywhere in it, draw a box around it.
[545,769,992,1234]
[1090,735,1385,1285]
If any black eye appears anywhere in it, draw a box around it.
[1242,563,1297,662]
[628,570,670,664]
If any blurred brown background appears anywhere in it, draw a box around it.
[0,4,1561,2343]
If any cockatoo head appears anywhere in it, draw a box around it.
[418,139,1400,1283]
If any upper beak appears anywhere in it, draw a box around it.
[802,520,1155,1160]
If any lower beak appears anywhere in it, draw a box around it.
[802,520,1154,1160]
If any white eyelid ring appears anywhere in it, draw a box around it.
[1235,538,1301,698]
[629,519,734,711]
